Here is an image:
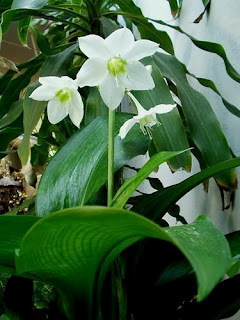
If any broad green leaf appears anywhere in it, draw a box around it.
[132,157,240,220]
[112,150,186,208]
[36,113,150,216]
[16,207,231,319]
[133,58,191,171]
[17,16,31,45]
[114,0,174,54]
[0,215,39,273]
[0,100,23,129]
[154,52,237,190]
[11,0,47,9]
[18,83,47,166]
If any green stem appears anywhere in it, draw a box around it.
[107,109,115,206]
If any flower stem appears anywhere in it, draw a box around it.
[108,109,115,206]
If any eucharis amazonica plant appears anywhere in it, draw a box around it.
[0,0,240,319]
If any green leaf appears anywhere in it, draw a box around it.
[0,67,38,118]
[133,58,191,171]
[36,113,150,216]
[17,16,31,45]
[114,0,174,54]
[16,207,231,318]
[0,215,39,273]
[11,0,47,9]
[167,0,180,18]
[112,150,186,208]
[0,100,23,129]
[39,44,77,76]
[154,52,237,190]
[18,83,47,166]
[33,27,51,55]
[133,157,240,221]
[84,87,108,125]
[186,73,240,118]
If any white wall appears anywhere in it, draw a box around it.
[133,0,240,233]
[131,1,240,318]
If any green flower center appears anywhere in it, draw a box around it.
[56,89,71,103]
[139,114,157,130]
[107,57,127,77]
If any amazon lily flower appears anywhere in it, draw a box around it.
[76,28,159,109]
[29,76,84,128]
[119,92,176,139]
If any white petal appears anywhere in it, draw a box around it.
[152,104,176,114]
[39,76,64,89]
[105,28,134,57]
[99,75,125,110]
[76,58,108,87]
[123,40,159,61]
[47,97,69,124]
[119,118,138,139]
[68,91,84,128]
[78,34,112,59]
[122,61,155,90]
[29,85,56,101]
[60,76,78,89]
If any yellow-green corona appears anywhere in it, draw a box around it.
[56,89,71,103]
[107,57,127,77]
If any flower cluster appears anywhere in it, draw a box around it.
[30,27,175,135]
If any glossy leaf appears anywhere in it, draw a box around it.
[112,150,186,208]
[36,113,150,216]
[84,87,108,125]
[132,157,240,221]
[133,58,191,171]
[154,52,237,190]
[0,215,39,274]
[114,0,174,54]
[11,0,47,9]
[16,207,231,319]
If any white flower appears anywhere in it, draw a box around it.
[119,92,176,139]
[76,28,159,110]
[29,76,84,128]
